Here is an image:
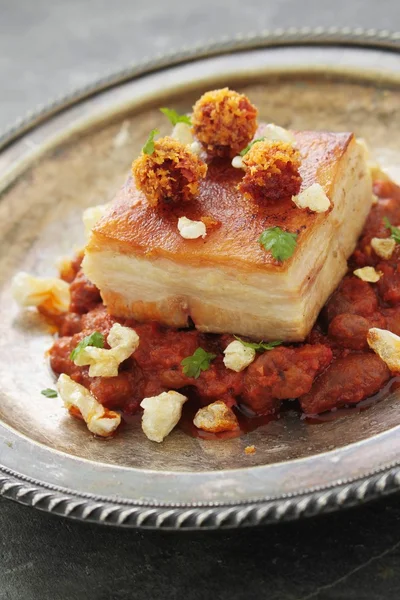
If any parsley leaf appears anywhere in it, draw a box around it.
[234,336,282,352]
[70,331,105,361]
[383,216,400,244]
[240,137,266,157]
[41,388,58,398]
[181,348,216,379]
[160,108,191,126]
[259,227,297,261]
[142,128,159,155]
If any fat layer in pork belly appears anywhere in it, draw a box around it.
[83,129,372,341]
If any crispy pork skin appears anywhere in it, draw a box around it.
[83,129,372,341]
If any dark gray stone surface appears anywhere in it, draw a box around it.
[1,495,400,600]
[1,1,400,598]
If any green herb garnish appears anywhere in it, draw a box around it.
[160,108,191,126]
[41,388,58,398]
[181,348,217,379]
[142,128,159,155]
[234,336,282,352]
[259,226,297,261]
[240,137,266,157]
[383,216,400,244]
[70,331,105,361]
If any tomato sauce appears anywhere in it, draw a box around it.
[49,177,400,435]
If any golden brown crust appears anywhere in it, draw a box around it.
[132,136,207,207]
[192,88,258,158]
[88,130,354,272]
[238,140,302,202]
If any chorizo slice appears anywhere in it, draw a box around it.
[300,354,390,414]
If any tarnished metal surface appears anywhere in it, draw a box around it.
[0,35,400,528]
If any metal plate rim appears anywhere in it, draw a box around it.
[1,460,399,529]
[1,27,400,151]
[1,28,400,529]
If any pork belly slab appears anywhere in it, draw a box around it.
[83,130,372,342]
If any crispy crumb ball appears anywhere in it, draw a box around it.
[132,136,207,206]
[238,140,302,202]
[192,88,258,158]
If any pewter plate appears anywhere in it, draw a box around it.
[1,31,400,529]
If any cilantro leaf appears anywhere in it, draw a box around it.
[142,128,159,155]
[70,331,105,361]
[240,137,266,157]
[259,227,297,261]
[41,388,58,398]
[181,348,216,379]
[383,216,400,244]
[160,108,191,126]
[234,336,282,352]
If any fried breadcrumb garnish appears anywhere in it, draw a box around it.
[200,215,221,232]
[238,140,302,202]
[132,136,207,206]
[245,445,256,455]
[192,88,258,158]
